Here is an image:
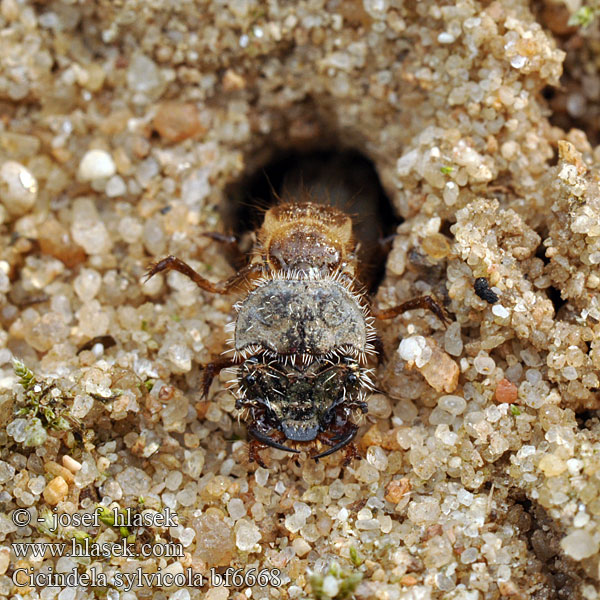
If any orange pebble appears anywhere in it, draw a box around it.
[153,102,206,143]
[385,478,411,503]
[495,378,518,404]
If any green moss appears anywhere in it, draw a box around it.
[97,505,131,537]
[12,359,72,444]
[140,379,155,393]
[568,5,598,27]
[310,561,363,600]
[349,546,363,567]
[14,358,35,388]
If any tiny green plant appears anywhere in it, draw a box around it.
[349,546,363,567]
[97,505,131,538]
[140,378,155,393]
[568,4,599,28]
[12,359,71,446]
[309,561,363,600]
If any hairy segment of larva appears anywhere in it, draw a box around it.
[145,199,449,467]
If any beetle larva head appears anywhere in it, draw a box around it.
[238,355,364,443]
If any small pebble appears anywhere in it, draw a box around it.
[0,460,16,484]
[78,149,116,181]
[363,0,388,18]
[153,101,205,143]
[495,378,518,404]
[62,455,82,473]
[0,161,38,216]
[227,498,246,521]
[461,547,478,563]
[474,353,495,375]
[206,588,228,600]
[105,175,127,197]
[444,321,463,356]
[179,527,196,547]
[429,406,454,426]
[367,394,392,419]
[58,587,76,600]
[422,233,450,259]
[285,502,312,533]
[74,268,102,302]
[538,454,566,477]
[322,575,340,597]
[38,219,86,268]
[437,32,455,44]
[116,466,152,497]
[254,467,269,487]
[192,511,235,567]
[292,537,311,557]
[71,197,112,254]
[118,216,143,244]
[71,394,94,419]
[419,339,460,393]
[385,478,410,503]
[438,395,467,415]
[0,547,9,575]
[366,446,388,471]
[165,471,183,491]
[443,181,459,206]
[43,476,68,505]
[235,518,261,551]
[408,497,441,526]
[560,530,599,560]
[222,69,246,91]
[457,488,474,506]
[510,55,527,69]
[492,304,509,318]
[435,424,458,445]
[127,53,164,98]
[399,335,431,367]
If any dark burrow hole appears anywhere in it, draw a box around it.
[575,409,600,430]
[439,219,454,239]
[532,0,600,146]
[546,285,567,317]
[534,244,568,317]
[535,238,550,264]
[545,82,600,148]
[541,87,562,166]
[508,495,582,599]
[223,150,400,291]
[542,85,556,101]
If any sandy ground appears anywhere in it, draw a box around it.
[1,1,600,599]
